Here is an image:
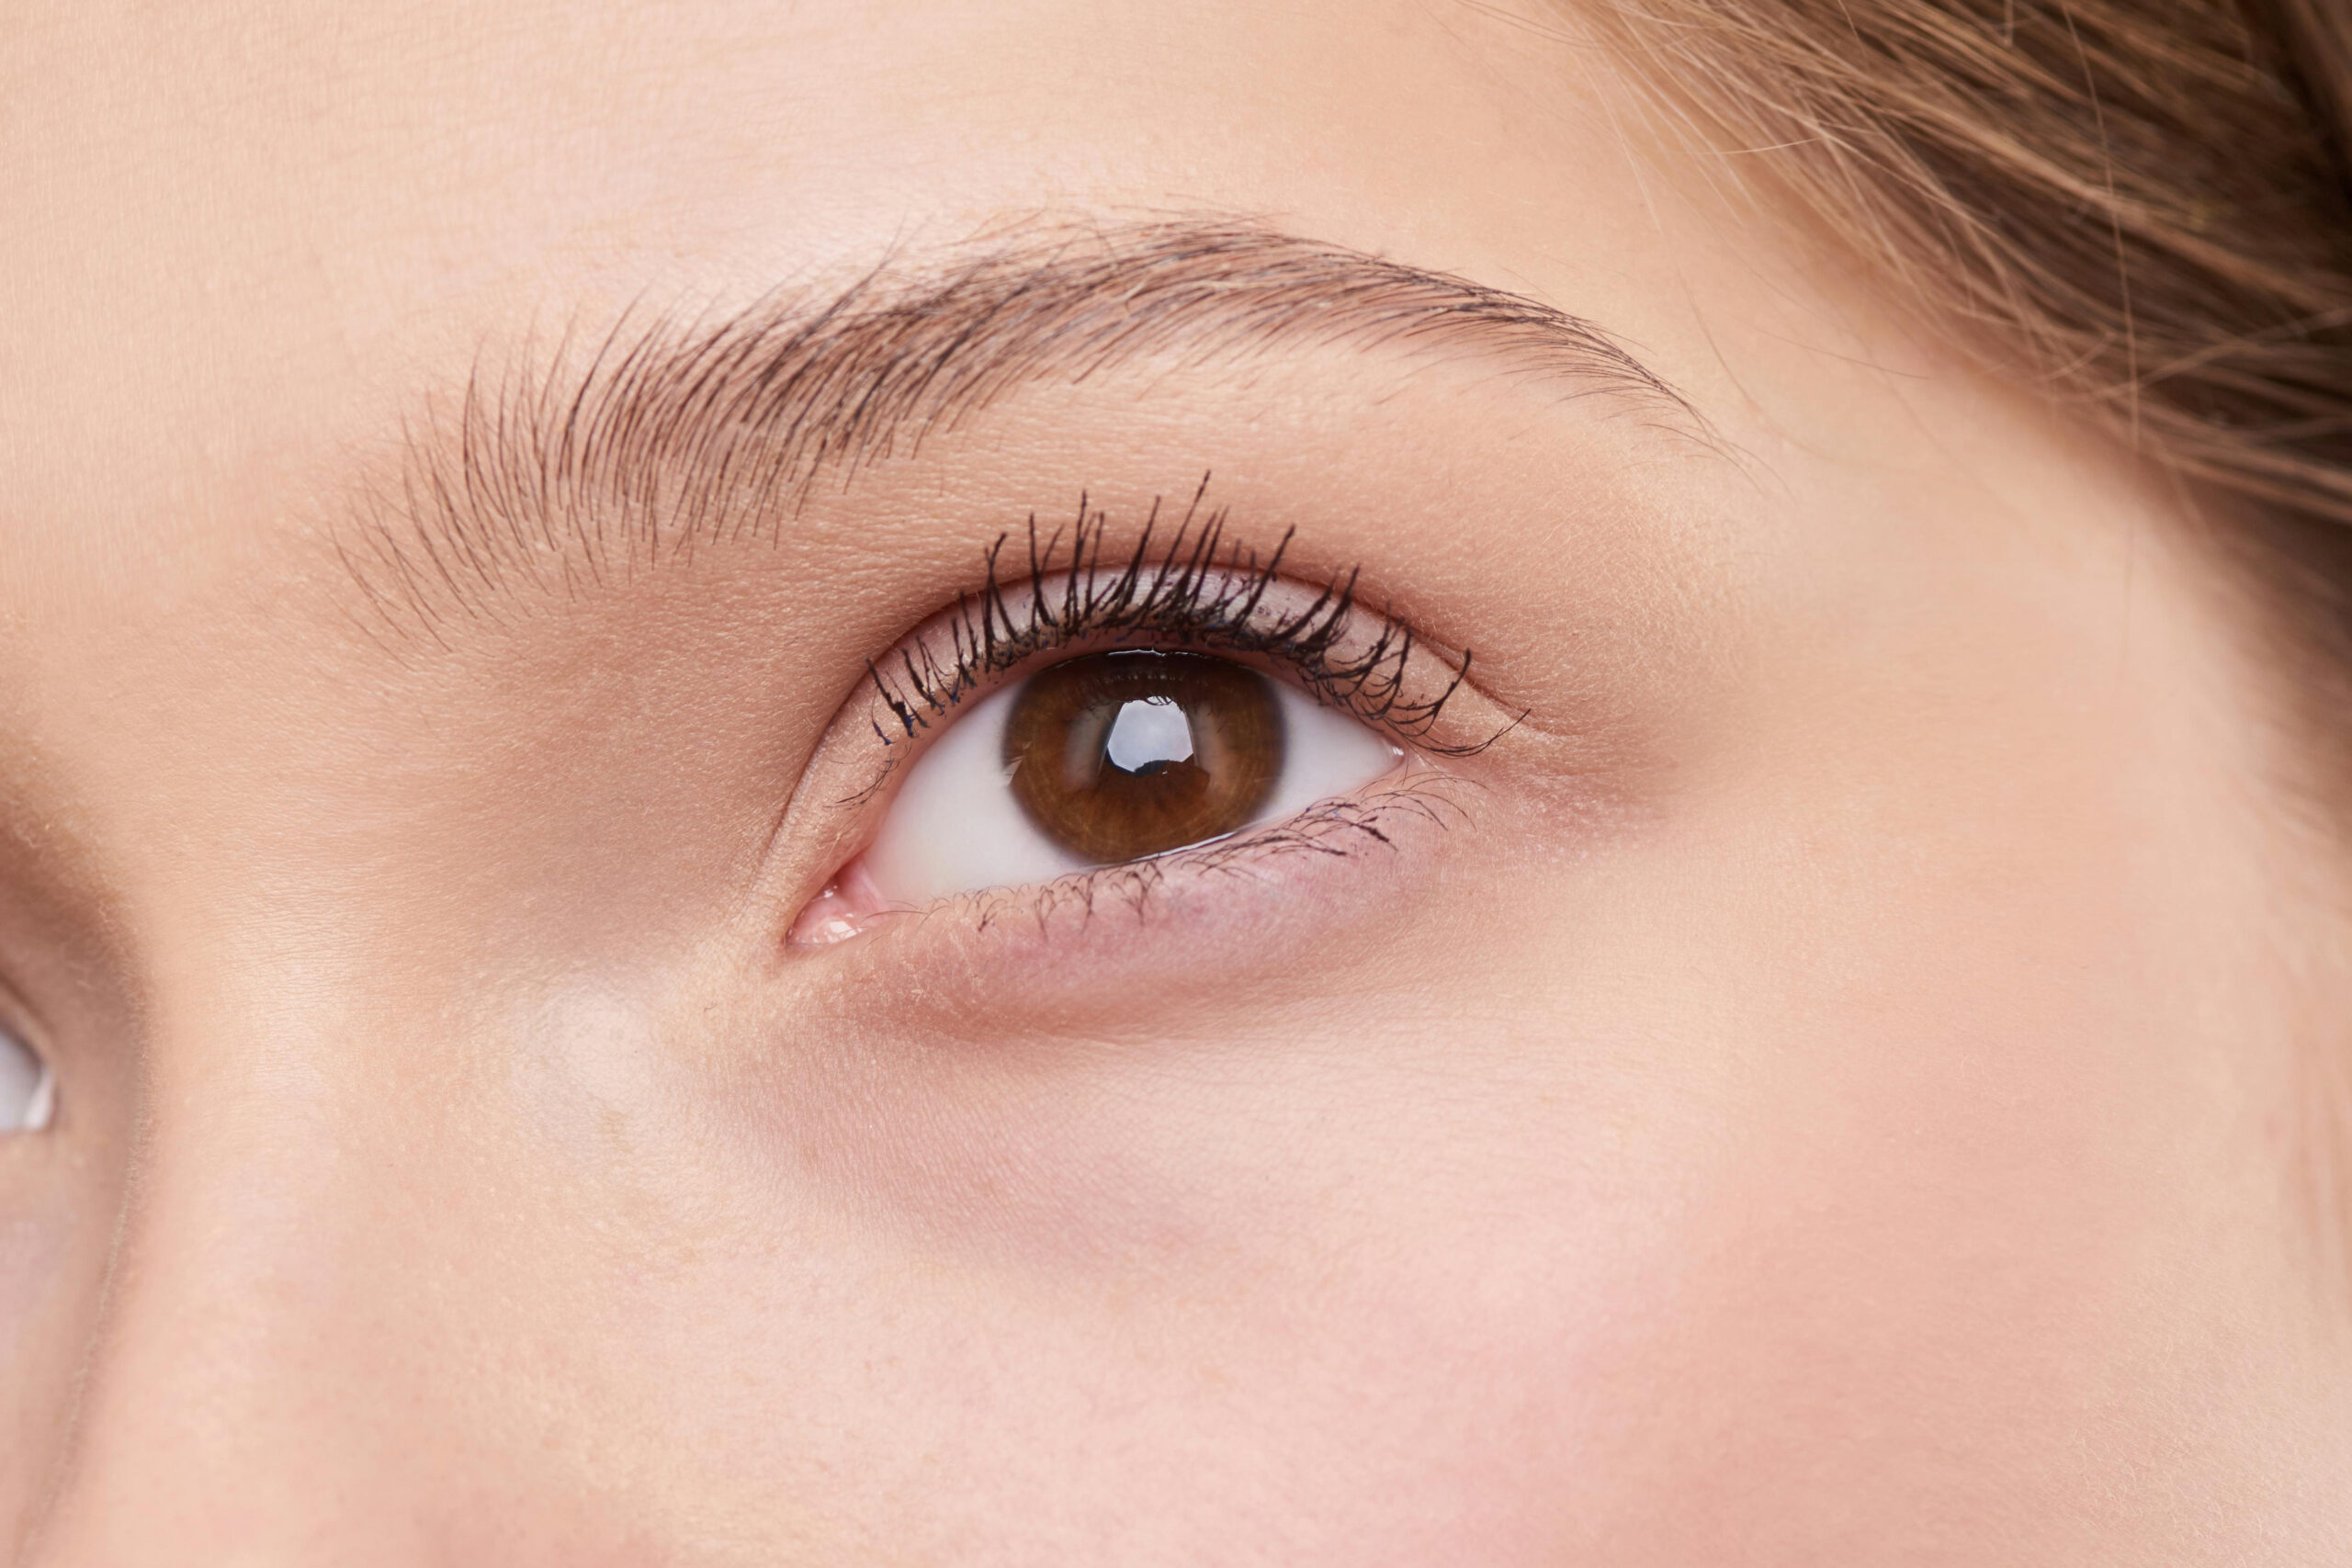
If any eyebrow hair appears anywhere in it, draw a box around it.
[339,218,1701,641]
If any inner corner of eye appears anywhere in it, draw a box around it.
[792,650,1402,934]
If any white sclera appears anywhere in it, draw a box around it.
[862,668,1402,907]
[0,1026,53,1134]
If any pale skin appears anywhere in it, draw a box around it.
[3,0,2349,1561]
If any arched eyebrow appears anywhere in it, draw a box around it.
[340,218,1702,642]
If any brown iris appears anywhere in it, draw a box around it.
[1004,650,1284,863]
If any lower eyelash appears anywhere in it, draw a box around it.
[863,480,1487,761]
[933,769,1476,937]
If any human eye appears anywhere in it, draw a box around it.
[0,1021,54,1136]
[852,645,1403,910]
[786,499,1498,946]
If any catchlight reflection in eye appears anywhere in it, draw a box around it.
[0,1024,53,1134]
[861,650,1401,906]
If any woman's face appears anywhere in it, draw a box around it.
[4,0,2347,1559]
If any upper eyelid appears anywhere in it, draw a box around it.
[860,495,1489,755]
[823,506,1504,821]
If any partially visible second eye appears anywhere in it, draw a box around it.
[0,1024,53,1135]
[859,649,1401,907]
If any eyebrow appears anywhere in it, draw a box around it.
[339,218,1701,641]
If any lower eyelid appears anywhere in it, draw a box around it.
[800,766,1479,985]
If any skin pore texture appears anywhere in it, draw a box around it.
[3,0,2350,1562]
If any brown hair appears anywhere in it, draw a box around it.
[1584,0,2352,692]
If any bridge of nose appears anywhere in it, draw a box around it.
[17,986,742,1565]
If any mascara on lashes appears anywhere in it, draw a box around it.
[858,487,1486,788]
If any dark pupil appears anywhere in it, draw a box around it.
[1005,650,1284,863]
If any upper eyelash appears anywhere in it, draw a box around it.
[862,479,1492,762]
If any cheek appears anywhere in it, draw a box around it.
[700,1012,1711,1557]
[668,801,2292,1562]
[1527,683,2312,1544]
[0,1155,118,1534]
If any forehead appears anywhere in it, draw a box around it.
[0,0,1722,554]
